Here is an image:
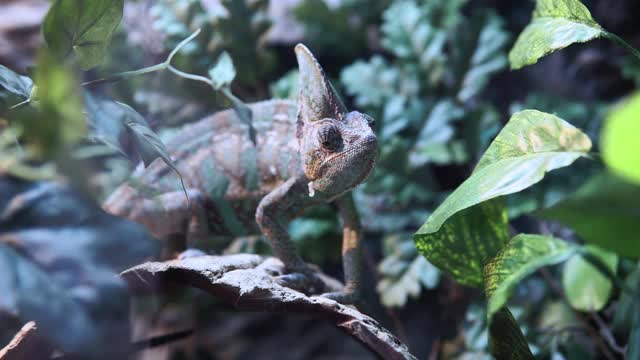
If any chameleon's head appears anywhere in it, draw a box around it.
[295,44,378,197]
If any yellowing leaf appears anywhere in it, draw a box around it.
[509,0,604,69]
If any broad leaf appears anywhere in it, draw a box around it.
[415,110,591,238]
[562,246,617,311]
[484,234,575,319]
[43,0,124,70]
[209,51,237,90]
[601,93,640,185]
[613,265,640,332]
[509,0,604,70]
[0,177,158,358]
[488,307,534,359]
[415,199,509,288]
[0,245,99,356]
[537,172,640,257]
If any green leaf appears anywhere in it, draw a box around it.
[627,292,640,359]
[488,307,534,359]
[378,234,440,307]
[0,64,33,108]
[537,172,640,257]
[601,93,640,185]
[209,51,237,90]
[508,0,604,70]
[18,51,85,158]
[43,0,124,70]
[415,110,591,238]
[562,246,617,311]
[484,234,575,319]
[613,265,640,332]
[457,13,509,102]
[415,199,509,288]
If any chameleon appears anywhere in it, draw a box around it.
[103,44,378,303]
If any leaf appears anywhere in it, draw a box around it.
[209,51,237,90]
[508,0,604,70]
[418,110,591,236]
[43,0,124,70]
[414,199,510,288]
[627,292,640,359]
[457,13,509,102]
[601,93,640,185]
[0,245,99,356]
[18,51,85,158]
[484,234,575,319]
[537,172,640,257]
[0,64,33,112]
[613,265,640,332]
[378,234,440,307]
[562,246,617,311]
[0,177,158,358]
[488,307,534,359]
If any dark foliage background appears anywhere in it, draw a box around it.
[1,0,640,359]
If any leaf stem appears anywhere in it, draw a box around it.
[166,65,213,86]
[604,31,640,62]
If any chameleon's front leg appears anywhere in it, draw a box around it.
[321,193,362,304]
[256,177,324,292]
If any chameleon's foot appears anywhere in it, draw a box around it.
[177,248,208,260]
[320,288,360,304]
[276,271,325,295]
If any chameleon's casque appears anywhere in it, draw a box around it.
[104,44,378,303]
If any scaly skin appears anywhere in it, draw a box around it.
[103,44,378,303]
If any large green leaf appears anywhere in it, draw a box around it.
[415,110,591,237]
[562,246,617,311]
[601,93,640,185]
[509,0,604,70]
[415,199,509,288]
[484,234,575,319]
[537,172,640,257]
[43,0,124,70]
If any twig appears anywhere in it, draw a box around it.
[591,313,626,355]
[0,322,53,360]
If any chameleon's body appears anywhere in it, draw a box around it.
[104,45,378,303]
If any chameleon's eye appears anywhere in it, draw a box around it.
[364,114,376,130]
[318,124,342,151]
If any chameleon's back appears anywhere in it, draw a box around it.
[103,99,300,239]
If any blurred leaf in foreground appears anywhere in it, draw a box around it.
[601,93,640,186]
[43,0,124,70]
[537,172,640,257]
[0,177,158,358]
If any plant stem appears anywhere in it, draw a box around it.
[167,65,213,86]
[604,31,640,62]
[82,62,168,86]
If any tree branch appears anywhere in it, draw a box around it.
[0,322,53,360]
[121,254,417,360]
